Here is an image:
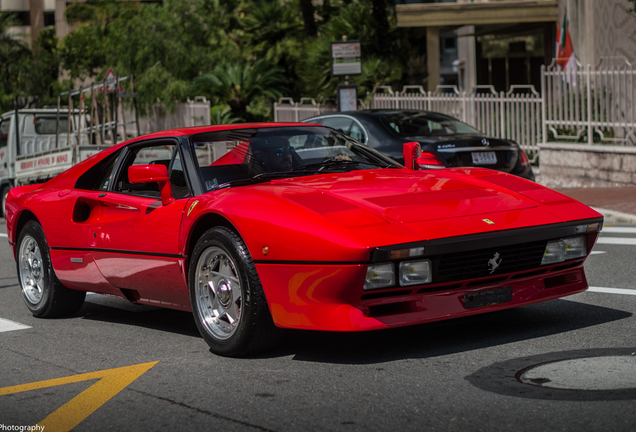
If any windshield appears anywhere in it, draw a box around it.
[378,112,481,137]
[191,126,399,191]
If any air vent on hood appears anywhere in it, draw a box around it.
[479,174,541,192]
[285,192,388,229]
[365,188,494,208]
[479,174,576,205]
[285,192,358,213]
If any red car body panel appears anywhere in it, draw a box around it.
[255,263,589,330]
[5,123,603,333]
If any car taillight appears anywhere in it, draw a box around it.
[415,152,446,170]
[520,149,530,168]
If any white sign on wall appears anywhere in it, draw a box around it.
[331,41,362,76]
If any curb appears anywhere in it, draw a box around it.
[591,207,636,225]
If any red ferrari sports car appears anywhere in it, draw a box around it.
[5,123,603,356]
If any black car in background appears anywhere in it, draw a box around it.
[303,110,535,181]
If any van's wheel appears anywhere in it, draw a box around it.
[1,186,8,218]
[17,221,86,317]
[189,227,282,356]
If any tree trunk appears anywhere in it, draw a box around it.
[371,0,392,56]
[299,0,318,38]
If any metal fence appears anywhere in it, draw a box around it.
[275,85,543,161]
[275,58,636,162]
[542,58,636,145]
[138,97,211,135]
[274,98,337,122]
[366,85,543,158]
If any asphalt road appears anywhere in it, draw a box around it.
[1,217,635,432]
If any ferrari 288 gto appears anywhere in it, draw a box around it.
[5,123,603,356]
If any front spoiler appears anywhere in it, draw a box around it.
[256,262,589,331]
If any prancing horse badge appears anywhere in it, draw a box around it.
[488,252,502,274]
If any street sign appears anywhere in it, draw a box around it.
[337,84,358,111]
[331,41,362,76]
[99,68,125,93]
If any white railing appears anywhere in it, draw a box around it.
[275,59,636,162]
[137,97,211,135]
[276,85,543,160]
[542,58,636,145]
[274,98,337,122]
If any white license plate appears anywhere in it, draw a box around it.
[471,151,497,165]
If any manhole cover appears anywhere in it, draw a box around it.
[466,348,636,401]
[518,355,636,390]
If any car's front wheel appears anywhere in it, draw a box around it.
[17,221,86,317]
[189,227,282,356]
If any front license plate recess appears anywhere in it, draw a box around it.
[464,287,513,309]
[471,151,497,165]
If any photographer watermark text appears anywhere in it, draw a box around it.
[0,425,44,432]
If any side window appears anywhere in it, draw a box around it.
[75,149,123,191]
[349,122,366,143]
[114,144,177,198]
[321,117,353,135]
[169,151,190,200]
[95,152,120,191]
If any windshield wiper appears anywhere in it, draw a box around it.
[292,158,392,172]
[293,159,359,171]
[216,172,298,189]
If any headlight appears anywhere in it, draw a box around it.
[364,263,395,290]
[541,236,586,265]
[399,260,432,286]
[564,236,586,259]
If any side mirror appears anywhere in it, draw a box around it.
[128,164,175,206]
[403,142,422,170]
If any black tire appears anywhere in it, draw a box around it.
[189,226,283,356]
[16,221,86,317]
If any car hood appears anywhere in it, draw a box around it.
[267,168,600,241]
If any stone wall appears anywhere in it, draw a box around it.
[538,143,636,188]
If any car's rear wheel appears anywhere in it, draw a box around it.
[189,227,282,356]
[17,221,86,317]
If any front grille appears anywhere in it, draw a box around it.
[433,240,547,283]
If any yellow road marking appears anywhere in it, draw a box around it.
[0,361,158,432]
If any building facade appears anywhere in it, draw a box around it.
[395,0,636,93]
[564,0,636,68]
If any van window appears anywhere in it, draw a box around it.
[22,115,68,135]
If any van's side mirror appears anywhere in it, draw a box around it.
[128,165,175,206]
[403,142,422,170]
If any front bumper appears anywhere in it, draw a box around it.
[256,260,589,332]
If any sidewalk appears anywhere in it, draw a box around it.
[555,187,636,224]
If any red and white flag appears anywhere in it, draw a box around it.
[556,12,577,81]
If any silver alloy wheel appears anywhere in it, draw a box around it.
[194,246,242,340]
[19,234,44,304]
